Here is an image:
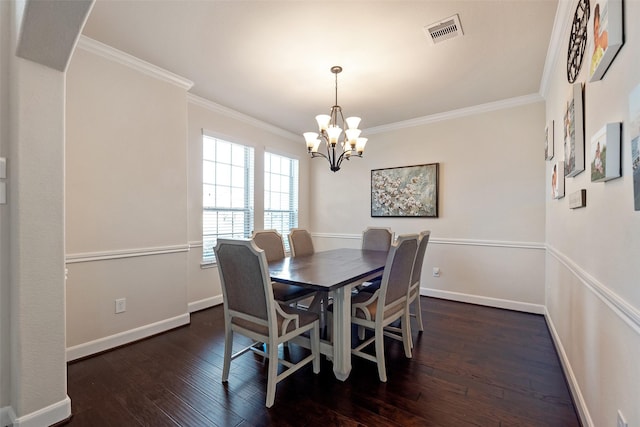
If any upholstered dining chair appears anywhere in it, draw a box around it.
[288,228,315,257]
[408,230,430,332]
[383,230,430,347]
[362,227,394,251]
[360,227,394,290]
[252,229,316,306]
[214,238,320,408]
[349,234,419,382]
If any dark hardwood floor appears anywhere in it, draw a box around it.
[65,297,580,426]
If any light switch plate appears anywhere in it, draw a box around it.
[0,182,5,204]
[0,157,6,179]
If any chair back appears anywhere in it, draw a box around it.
[362,227,394,252]
[214,238,273,323]
[378,234,419,310]
[288,228,315,257]
[411,231,431,286]
[252,229,286,262]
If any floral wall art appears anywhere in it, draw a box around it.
[371,163,439,217]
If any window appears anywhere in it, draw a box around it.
[264,152,298,252]
[203,135,254,263]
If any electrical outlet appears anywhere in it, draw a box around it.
[432,267,440,277]
[115,298,126,314]
[617,410,628,427]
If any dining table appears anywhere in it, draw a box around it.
[268,247,388,381]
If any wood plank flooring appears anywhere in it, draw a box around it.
[64,297,580,426]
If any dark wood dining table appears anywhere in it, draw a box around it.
[269,248,388,381]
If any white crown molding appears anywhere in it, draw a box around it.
[187,93,300,142]
[8,397,71,427]
[76,36,194,90]
[364,93,543,135]
[65,244,189,264]
[545,308,594,427]
[66,313,190,362]
[539,0,574,98]
[547,244,640,335]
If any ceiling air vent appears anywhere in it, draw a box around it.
[424,14,463,45]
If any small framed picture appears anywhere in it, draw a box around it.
[590,123,621,182]
[564,83,585,177]
[545,120,554,160]
[589,0,624,82]
[552,161,565,199]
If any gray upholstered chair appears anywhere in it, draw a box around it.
[360,227,394,290]
[252,229,316,306]
[362,227,394,251]
[214,238,320,408]
[408,230,430,332]
[350,233,418,382]
[288,228,315,257]
[382,230,430,347]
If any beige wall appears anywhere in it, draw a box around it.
[65,46,191,359]
[544,1,640,426]
[63,43,313,359]
[0,0,10,419]
[311,101,547,312]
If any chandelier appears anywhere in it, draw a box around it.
[303,66,367,172]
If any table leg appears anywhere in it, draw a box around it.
[331,286,352,381]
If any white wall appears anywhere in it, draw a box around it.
[544,1,640,426]
[0,0,11,422]
[310,101,547,313]
[63,40,312,358]
[65,44,191,360]
[185,96,310,312]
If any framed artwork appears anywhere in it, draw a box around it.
[630,84,640,211]
[564,83,585,177]
[545,120,554,160]
[589,0,624,82]
[552,161,565,199]
[590,123,621,182]
[371,163,439,217]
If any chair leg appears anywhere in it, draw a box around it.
[222,327,233,382]
[414,295,424,332]
[375,327,387,382]
[311,323,320,374]
[266,340,279,408]
[402,312,413,358]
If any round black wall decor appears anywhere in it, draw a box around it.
[567,0,590,83]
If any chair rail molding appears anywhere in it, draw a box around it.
[546,244,640,335]
[65,243,190,264]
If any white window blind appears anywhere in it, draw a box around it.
[203,135,254,263]
[264,152,298,252]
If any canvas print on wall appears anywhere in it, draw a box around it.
[552,161,565,199]
[630,84,640,211]
[564,83,585,177]
[590,123,621,182]
[589,0,624,82]
[371,163,438,217]
[545,120,554,160]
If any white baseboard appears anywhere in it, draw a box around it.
[1,406,13,427]
[421,287,545,314]
[544,308,593,427]
[7,396,70,427]
[66,313,190,362]
[188,295,223,313]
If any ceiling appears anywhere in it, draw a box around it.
[82,0,559,136]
